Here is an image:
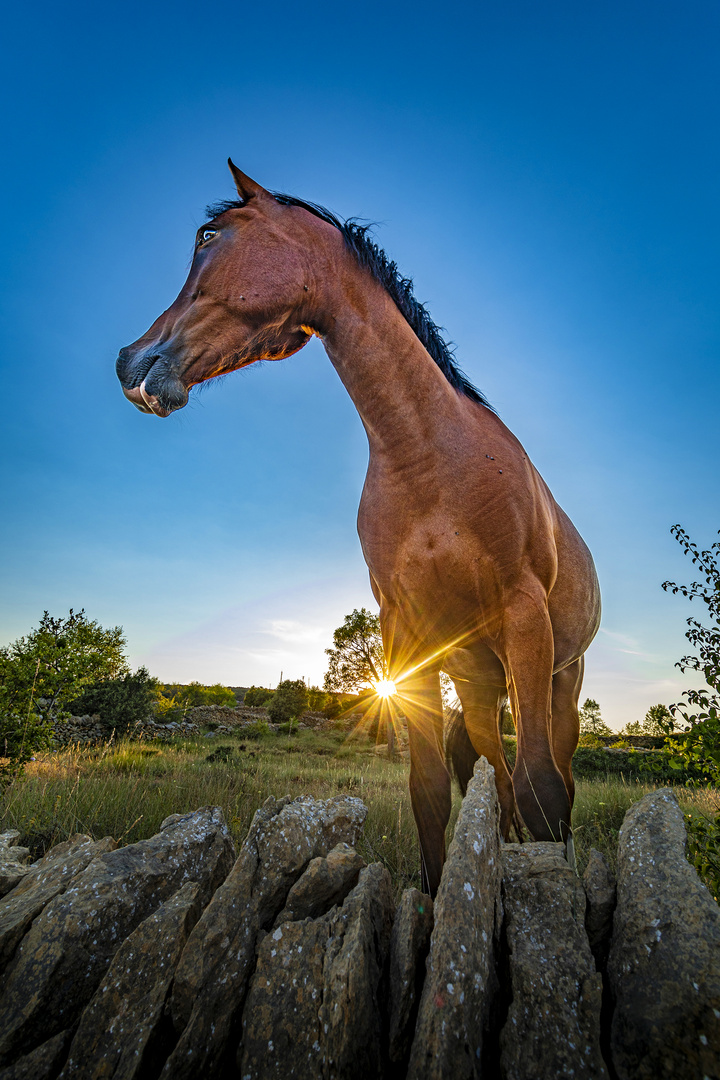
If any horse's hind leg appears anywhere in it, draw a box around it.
[502,598,572,843]
[551,656,584,806]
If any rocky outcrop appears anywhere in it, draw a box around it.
[162,794,368,1080]
[0,782,718,1080]
[500,842,607,1080]
[238,862,395,1079]
[58,881,203,1080]
[583,846,616,967]
[406,757,503,1080]
[0,833,116,975]
[388,888,434,1066]
[0,833,31,898]
[0,1031,71,1080]
[273,842,365,925]
[0,807,235,1066]
[608,788,720,1080]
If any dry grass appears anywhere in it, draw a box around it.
[1,728,711,894]
[1,730,437,894]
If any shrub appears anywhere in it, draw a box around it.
[307,685,329,712]
[241,719,271,740]
[205,745,237,764]
[67,668,157,736]
[572,746,691,784]
[267,680,309,724]
[244,686,275,708]
[684,810,720,901]
[156,682,237,715]
[577,732,605,749]
[0,710,53,781]
[0,609,129,772]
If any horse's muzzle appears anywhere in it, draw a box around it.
[117,348,189,417]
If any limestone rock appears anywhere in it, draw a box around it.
[0,833,31,898]
[163,794,368,1080]
[238,862,394,1080]
[0,834,116,976]
[388,888,434,1065]
[583,847,616,967]
[0,806,235,1066]
[608,788,720,1080]
[272,842,365,926]
[0,1031,70,1080]
[407,757,502,1080]
[499,841,607,1080]
[58,881,202,1080]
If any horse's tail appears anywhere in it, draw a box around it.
[444,707,478,796]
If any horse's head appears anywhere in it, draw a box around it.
[116,162,339,417]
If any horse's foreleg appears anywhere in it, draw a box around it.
[401,669,451,898]
[551,656,583,805]
[502,601,571,843]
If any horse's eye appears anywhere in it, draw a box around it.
[199,228,216,245]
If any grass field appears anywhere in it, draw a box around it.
[1,726,716,896]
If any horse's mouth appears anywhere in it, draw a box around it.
[118,352,190,417]
[123,381,174,418]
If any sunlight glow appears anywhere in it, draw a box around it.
[374,678,397,698]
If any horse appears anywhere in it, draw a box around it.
[116,162,601,896]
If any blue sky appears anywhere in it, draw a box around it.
[1,1,718,728]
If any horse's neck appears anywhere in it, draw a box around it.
[320,278,464,459]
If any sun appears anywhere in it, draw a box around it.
[373,678,397,698]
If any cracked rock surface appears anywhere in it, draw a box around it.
[608,788,720,1080]
[0,834,116,977]
[0,807,235,1066]
[162,793,368,1080]
[0,833,31,899]
[238,861,394,1080]
[58,881,203,1080]
[407,757,502,1080]
[499,841,607,1080]
[582,846,616,968]
[388,887,433,1066]
[272,841,365,926]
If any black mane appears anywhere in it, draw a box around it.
[205,194,493,410]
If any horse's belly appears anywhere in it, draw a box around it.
[364,532,507,642]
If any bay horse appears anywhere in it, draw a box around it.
[116,162,601,896]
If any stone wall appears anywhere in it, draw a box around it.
[0,763,718,1079]
[52,706,352,747]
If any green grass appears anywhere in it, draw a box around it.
[1,728,715,895]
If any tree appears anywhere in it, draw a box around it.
[323,609,386,694]
[651,526,720,897]
[658,525,720,783]
[324,609,399,749]
[68,668,158,736]
[267,680,309,724]
[578,698,612,738]
[0,610,128,767]
[623,703,678,737]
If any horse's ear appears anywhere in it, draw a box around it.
[227,159,268,202]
